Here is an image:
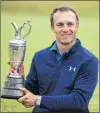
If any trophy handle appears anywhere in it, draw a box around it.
[20,19,32,39]
[11,22,20,39]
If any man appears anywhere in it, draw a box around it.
[9,6,98,113]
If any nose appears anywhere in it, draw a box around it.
[62,24,69,32]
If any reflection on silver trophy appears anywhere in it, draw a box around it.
[1,19,32,99]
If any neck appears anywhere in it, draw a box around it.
[56,38,76,54]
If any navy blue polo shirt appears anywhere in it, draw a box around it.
[50,42,70,64]
[25,39,98,113]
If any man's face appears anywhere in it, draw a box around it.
[52,11,79,45]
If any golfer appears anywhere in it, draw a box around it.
[9,6,98,113]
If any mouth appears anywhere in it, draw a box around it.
[61,31,73,36]
[61,33,72,36]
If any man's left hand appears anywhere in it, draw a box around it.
[18,88,37,108]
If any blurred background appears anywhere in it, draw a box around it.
[1,1,99,112]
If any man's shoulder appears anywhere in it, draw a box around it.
[37,47,50,54]
[80,47,98,62]
[34,46,51,57]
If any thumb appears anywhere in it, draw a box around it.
[8,61,10,65]
[20,88,30,94]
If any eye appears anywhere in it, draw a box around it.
[67,22,74,26]
[56,23,64,27]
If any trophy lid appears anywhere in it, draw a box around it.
[9,39,26,46]
[9,19,31,47]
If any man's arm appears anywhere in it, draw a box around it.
[18,58,98,111]
[25,54,39,95]
[40,59,98,111]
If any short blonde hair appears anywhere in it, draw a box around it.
[50,6,79,27]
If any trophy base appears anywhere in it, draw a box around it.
[1,88,24,99]
[1,76,24,99]
[1,95,22,99]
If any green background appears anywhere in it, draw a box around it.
[1,1,99,112]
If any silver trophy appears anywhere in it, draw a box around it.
[1,19,31,99]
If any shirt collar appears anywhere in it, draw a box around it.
[50,38,81,56]
[50,42,57,51]
[50,41,70,55]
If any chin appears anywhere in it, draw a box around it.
[60,39,73,45]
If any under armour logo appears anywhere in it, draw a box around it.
[69,66,76,72]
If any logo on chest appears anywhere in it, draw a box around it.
[69,66,76,72]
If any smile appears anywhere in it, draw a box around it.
[61,33,72,36]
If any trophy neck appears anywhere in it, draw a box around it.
[9,39,26,46]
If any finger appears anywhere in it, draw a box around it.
[20,88,30,94]
[8,71,13,75]
[19,64,24,69]
[18,68,24,74]
[21,64,24,68]
[10,68,16,73]
[22,101,33,108]
[18,64,24,76]
[23,103,31,108]
[18,95,27,103]
[8,61,10,65]
[8,61,12,66]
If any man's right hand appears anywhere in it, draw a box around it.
[8,61,25,76]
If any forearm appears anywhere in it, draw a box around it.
[40,91,88,111]
[25,54,39,95]
[39,60,98,111]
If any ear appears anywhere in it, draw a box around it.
[51,26,55,33]
[75,23,79,32]
[76,23,79,28]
